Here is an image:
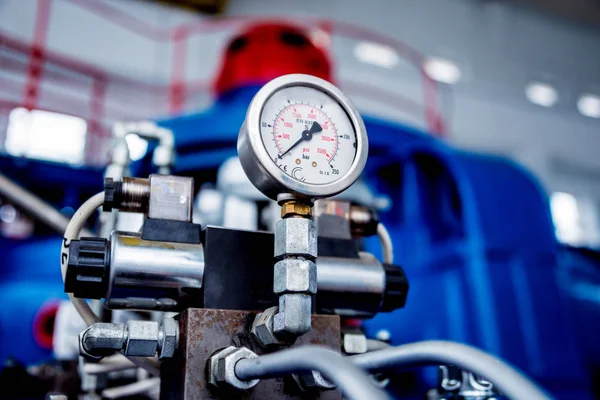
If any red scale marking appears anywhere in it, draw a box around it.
[273,103,339,158]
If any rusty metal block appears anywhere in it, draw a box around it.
[160,308,342,400]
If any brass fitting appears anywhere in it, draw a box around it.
[281,201,312,218]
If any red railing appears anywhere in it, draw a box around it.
[0,0,447,165]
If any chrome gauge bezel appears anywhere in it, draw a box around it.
[237,74,368,200]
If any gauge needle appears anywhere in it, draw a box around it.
[278,122,323,158]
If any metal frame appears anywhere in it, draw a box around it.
[238,74,369,200]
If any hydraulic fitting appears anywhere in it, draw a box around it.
[271,196,318,339]
[280,200,312,218]
[103,177,150,213]
[78,319,178,361]
[250,306,283,347]
[208,346,260,390]
[102,174,193,222]
[349,204,379,237]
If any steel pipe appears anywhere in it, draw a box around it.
[235,345,390,400]
[0,172,93,236]
[350,341,551,400]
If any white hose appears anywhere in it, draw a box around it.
[377,222,394,264]
[101,377,160,399]
[60,192,105,325]
[61,192,160,375]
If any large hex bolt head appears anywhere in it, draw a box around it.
[293,371,336,391]
[342,333,368,354]
[273,259,317,294]
[158,318,178,359]
[124,320,159,357]
[250,306,282,348]
[274,218,317,259]
[208,346,259,390]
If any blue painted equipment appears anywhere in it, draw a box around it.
[0,85,592,398]
[159,87,591,398]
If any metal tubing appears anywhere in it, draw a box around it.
[235,345,390,400]
[0,172,93,236]
[350,341,551,400]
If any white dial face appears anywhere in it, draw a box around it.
[259,86,357,185]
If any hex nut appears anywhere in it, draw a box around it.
[274,259,317,294]
[281,201,312,218]
[293,371,336,391]
[342,333,368,354]
[250,306,282,347]
[208,346,259,390]
[274,218,317,259]
[125,320,159,357]
[208,347,237,387]
[158,318,178,359]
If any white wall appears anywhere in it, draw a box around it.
[1,0,600,226]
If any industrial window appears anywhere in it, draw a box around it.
[551,192,600,248]
[4,107,87,164]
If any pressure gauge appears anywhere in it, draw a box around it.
[238,74,368,200]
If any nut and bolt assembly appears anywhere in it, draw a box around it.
[292,371,336,391]
[208,346,260,390]
[79,318,178,360]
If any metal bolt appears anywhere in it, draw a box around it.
[293,370,336,391]
[208,346,259,390]
[342,333,368,354]
[250,307,283,347]
[157,318,178,359]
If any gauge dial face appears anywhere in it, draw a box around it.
[259,86,357,185]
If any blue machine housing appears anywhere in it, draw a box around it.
[0,86,591,398]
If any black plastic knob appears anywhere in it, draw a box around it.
[380,263,409,312]
[103,178,123,212]
[64,237,110,299]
